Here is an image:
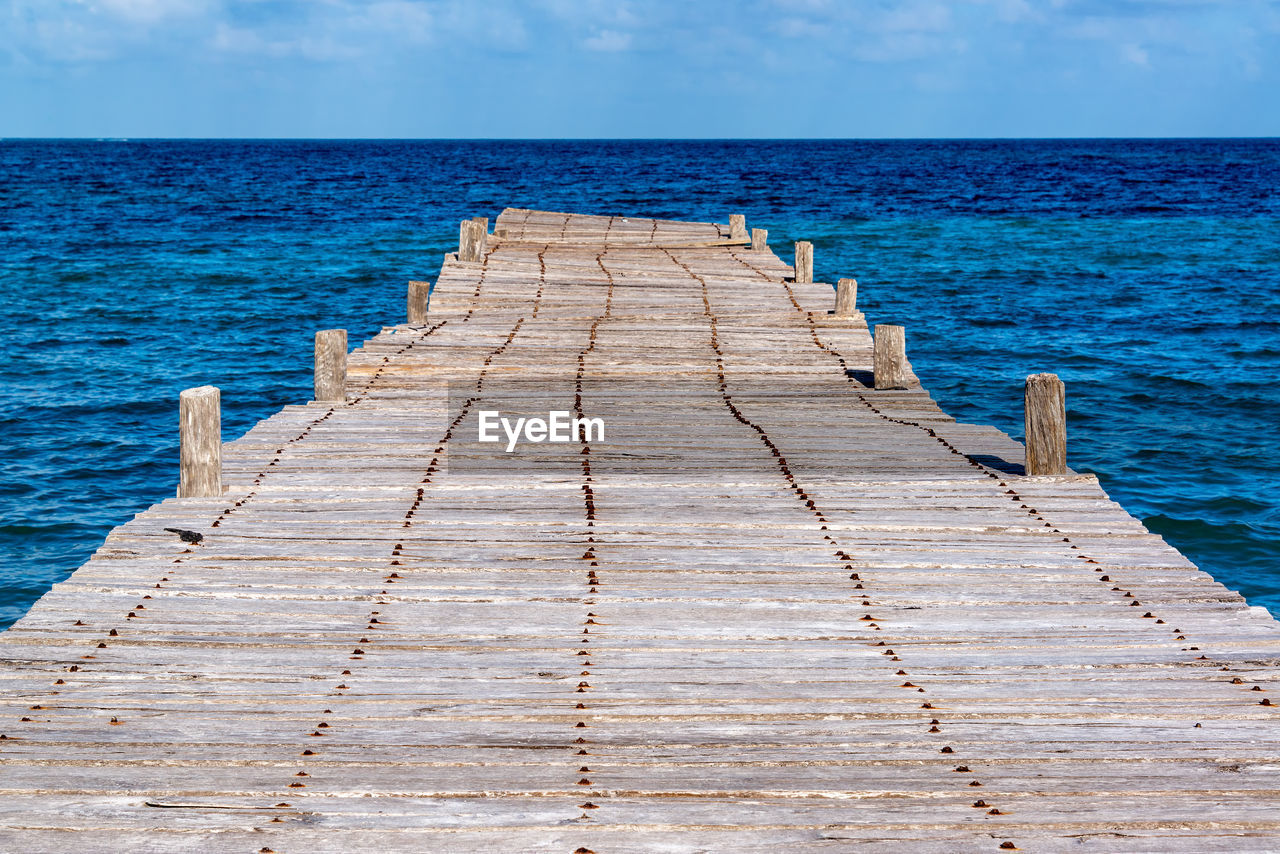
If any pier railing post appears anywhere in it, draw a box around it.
[459,219,487,262]
[178,386,221,498]
[314,329,348,403]
[471,215,489,234]
[729,214,747,242]
[751,228,767,250]
[458,220,472,260]
[408,280,431,324]
[1024,373,1067,475]
[835,278,857,316]
[794,241,813,283]
[873,325,908,390]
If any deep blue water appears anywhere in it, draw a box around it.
[1,139,1277,626]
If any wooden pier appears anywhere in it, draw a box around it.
[2,209,1279,852]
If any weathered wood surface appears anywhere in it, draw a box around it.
[835,276,858,317]
[176,385,221,499]
[312,329,347,403]
[1025,372,1068,476]
[874,323,912,390]
[458,219,487,263]
[406,280,430,325]
[794,239,813,284]
[2,208,1278,852]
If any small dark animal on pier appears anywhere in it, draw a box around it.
[163,527,203,545]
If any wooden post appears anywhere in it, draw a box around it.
[458,220,475,261]
[794,241,813,283]
[408,280,431,324]
[178,386,221,498]
[471,215,489,234]
[314,329,347,403]
[873,325,908,390]
[1024,373,1067,475]
[729,214,747,242]
[459,220,487,262]
[751,228,767,250]
[835,278,857,316]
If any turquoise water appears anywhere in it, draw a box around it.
[1,139,1277,625]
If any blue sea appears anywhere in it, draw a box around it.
[1,139,1277,626]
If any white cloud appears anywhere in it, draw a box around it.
[769,0,835,11]
[775,16,826,38]
[353,2,434,42]
[89,0,212,23]
[878,2,953,33]
[969,0,1039,22]
[1121,41,1150,66]
[583,28,631,51]
[854,32,964,62]
[2,0,446,64]
[210,23,364,61]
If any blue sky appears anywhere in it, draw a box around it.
[3,0,1279,137]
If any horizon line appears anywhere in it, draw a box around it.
[3,135,1280,143]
